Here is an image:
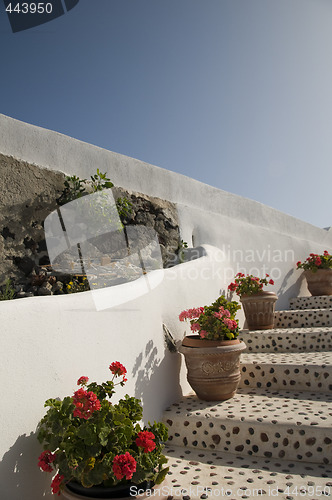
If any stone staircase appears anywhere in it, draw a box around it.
[162,296,332,499]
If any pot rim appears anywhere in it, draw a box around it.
[240,291,278,301]
[180,336,246,354]
[304,268,332,275]
[181,335,241,348]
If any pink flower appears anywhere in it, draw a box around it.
[51,473,64,496]
[72,388,101,419]
[136,431,156,453]
[113,453,137,480]
[38,450,56,473]
[223,318,238,331]
[199,330,208,339]
[77,376,89,386]
[190,322,200,332]
[179,307,204,321]
[179,310,188,321]
[109,362,127,377]
[219,306,230,317]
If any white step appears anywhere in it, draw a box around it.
[239,352,332,393]
[290,296,332,310]
[163,389,332,465]
[165,445,332,499]
[239,327,332,353]
[274,308,332,328]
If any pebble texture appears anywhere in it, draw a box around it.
[239,352,332,392]
[163,390,332,464]
[239,327,332,353]
[274,308,332,328]
[290,296,332,311]
[165,445,332,499]
[162,294,332,498]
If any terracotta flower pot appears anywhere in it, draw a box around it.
[240,291,278,330]
[304,269,332,296]
[179,336,247,401]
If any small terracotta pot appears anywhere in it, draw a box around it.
[240,291,278,330]
[179,336,246,401]
[304,269,332,296]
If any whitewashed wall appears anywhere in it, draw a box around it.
[0,245,226,500]
[0,113,332,500]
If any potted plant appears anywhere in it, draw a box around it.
[37,362,169,498]
[228,273,277,330]
[296,251,332,296]
[179,295,246,401]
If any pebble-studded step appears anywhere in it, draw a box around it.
[164,445,332,499]
[274,309,332,328]
[290,296,332,311]
[163,389,332,464]
[239,352,332,393]
[239,327,332,353]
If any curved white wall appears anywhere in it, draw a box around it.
[0,114,332,500]
[1,113,331,308]
[0,245,226,500]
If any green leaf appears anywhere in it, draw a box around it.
[155,467,169,485]
[98,425,111,447]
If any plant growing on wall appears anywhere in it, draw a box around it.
[37,362,168,496]
[0,279,16,300]
[57,169,132,221]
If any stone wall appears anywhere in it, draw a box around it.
[0,153,65,284]
[0,153,181,293]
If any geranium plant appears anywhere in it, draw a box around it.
[228,273,274,297]
[179,295,240,340]
[296,251,332,272]
[37,362,169,496]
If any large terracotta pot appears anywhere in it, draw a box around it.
[179,336,247,401]
[304,269,332,296]
[240,291,278,330]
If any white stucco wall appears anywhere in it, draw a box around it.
[1,113,331,307]
[0,113,332,499]
[0,245,226,500]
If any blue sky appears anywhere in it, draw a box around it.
[0,0,331,229]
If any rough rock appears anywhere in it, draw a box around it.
[0,154,181,296]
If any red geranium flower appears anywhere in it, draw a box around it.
[77,376,89,386]
[109,361,127,377]
[51,473,64,496]
[72,388,101,419]
[112,452,137,480]
[136,431,156,453]
[38,450,56,473]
